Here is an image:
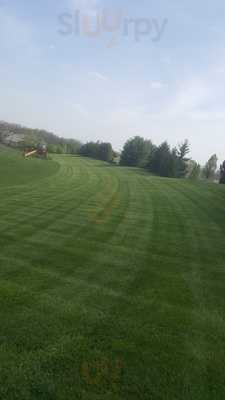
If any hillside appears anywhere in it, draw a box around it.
[0,121,81,154]
[0,150,225,399]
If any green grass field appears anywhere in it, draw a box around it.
[1,150,225,399]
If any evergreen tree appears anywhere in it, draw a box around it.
[219,161,225,184]
[177,140,190,160]
[176,140,190,177]
[149,141,174,177]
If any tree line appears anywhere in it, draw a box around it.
[1,120,225,184]
[79,141,115,162]
[120,136,225,184]
[220,162,225,184]
[120,136,190,178]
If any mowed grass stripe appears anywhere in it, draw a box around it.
[0,152,225,399]
[0,157,104,240]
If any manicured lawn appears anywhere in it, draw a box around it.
[0,149,59,186]
[0,151,225,399]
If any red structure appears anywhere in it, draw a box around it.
[24,144,48,159]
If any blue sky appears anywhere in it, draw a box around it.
[0,0,225,163]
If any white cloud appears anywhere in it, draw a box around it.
[150,81,165,90]
[89,71,109,82]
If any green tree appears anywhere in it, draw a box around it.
[23,133,39,149]
[56,144,65,154]
[187,161,201,180]
[99,143,113,162]
[48,144,58,153]
[66,139,81,154]
[177,140,190,160]
[219,161,225,184]
[80,142,100,158]
[79,141,114,162]
[148,140,191,178]
[176,140,190,177]
[149,141,174,177]
[203,154,218,180]
[120,136,153,167]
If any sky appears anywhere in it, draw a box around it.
[0,0,225,164]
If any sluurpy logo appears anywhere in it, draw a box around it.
[58,8,168,47]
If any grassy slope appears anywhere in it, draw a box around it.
[0,149,59,186]
[0,152,225,399]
